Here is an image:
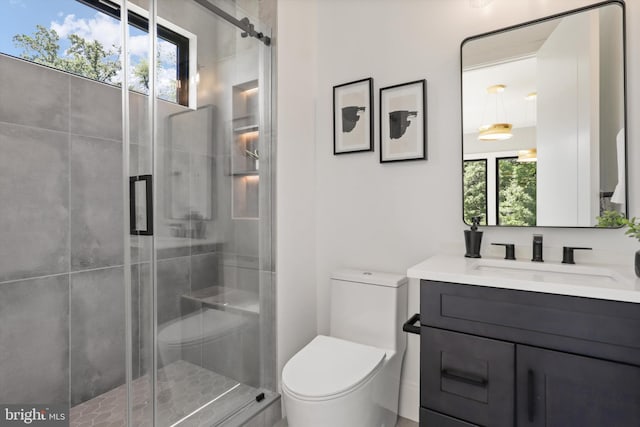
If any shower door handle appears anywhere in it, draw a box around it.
[130,175,154,236]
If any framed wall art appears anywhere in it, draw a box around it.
[379,79,427,163]
[333,77,373,154]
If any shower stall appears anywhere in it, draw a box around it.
[0,0,275,425]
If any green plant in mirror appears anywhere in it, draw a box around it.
[596,210,627,228]
[622,217,640,242]
[622,217,640,278]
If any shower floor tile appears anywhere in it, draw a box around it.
[70,360,258,427]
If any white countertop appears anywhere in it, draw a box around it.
[407,254,640,304]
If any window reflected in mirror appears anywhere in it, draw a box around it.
[463,159,488,226]
[497,157,537,226]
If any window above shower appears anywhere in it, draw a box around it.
[0,0,196,107]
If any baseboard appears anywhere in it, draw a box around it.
[398,380,419,422]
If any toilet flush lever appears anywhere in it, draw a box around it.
[402,313,420,335]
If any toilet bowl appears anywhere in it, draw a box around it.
[282,335,390,427]
[282,269,408,427]
[158,307,247,367]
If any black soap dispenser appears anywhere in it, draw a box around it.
[464,216,483,258]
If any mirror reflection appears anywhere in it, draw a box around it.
[462,1,626,227]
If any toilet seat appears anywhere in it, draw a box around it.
[282,335,386,401]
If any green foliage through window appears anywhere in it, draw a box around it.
[497,157,537,226]
[13,25,120,83]
[463,160,487,225]
[5,0,187,105]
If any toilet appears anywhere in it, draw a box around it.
[282,269,408,427]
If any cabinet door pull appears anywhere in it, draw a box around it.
[527,369,536,422]
[441,368,488,387]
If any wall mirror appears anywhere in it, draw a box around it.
[461,1,627,228]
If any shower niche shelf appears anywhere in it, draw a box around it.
[233,123,259,134]
[231,80,260,219]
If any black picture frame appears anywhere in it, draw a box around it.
[333,78,374,154]
[379,79,427,163]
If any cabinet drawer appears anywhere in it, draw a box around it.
[421,280,640,366]
[421,327,514,427]
[420,408,480,427]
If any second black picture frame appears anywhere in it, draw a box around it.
[379,79,427,163]
[333,77,374,155]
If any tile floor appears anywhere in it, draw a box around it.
[69,359,419,427]
[70,360,260,426]
[396,417,419,427]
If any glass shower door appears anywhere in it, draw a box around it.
[0,0,272,425]
[132,0,274,425]
[126,0,154,425]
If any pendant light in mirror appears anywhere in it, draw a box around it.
[517,148,537,162]
[478,84,513,141]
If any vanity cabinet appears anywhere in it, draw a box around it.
[516,345,640,426]
[419,280,640,427]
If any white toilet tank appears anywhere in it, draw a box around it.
[329,269,408,353]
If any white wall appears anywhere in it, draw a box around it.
[599,4,625,193]
[536,11,599,226]
[275,0,318,392]
[278,0,640,421]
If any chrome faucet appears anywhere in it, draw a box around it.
[531,234,544,262]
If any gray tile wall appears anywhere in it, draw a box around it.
[70,267,125,406]
[0,123,70,282]
[191,252,220,291]
[70,78,122,141]
[70,135,124,270]
[0,275,69,404]
[0,54,225,408]
[0,54,69,132]
[157,257,191,326]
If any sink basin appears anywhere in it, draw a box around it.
[470,258,629,288]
